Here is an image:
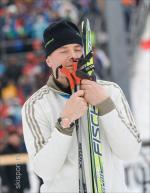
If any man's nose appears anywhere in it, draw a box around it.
[69,50,77,59]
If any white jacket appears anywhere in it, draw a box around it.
[22,77,141,193]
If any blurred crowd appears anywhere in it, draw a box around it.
[0,0,141,193]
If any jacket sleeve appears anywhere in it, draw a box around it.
[98,82,142,160]
[22,100,73,181]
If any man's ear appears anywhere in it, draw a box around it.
[46,56,52,68]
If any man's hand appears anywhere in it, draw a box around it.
[61,90,88,122]
[81,79,109,106]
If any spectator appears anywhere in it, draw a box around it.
[1,131,30,193]
[121,0,136,31]
[93,47,110,80]
[1,80,18,101]
[32,15,49,41]
[4,56,22,84]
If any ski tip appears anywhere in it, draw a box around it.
[81,18,89,25]
[81,21,84,32]
[86,19,90,30]
[81,18,90,32]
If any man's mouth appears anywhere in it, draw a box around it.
[62,64,74,71]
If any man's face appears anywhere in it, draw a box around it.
[46,43,83,87]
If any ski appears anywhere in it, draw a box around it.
[81,18,105,193]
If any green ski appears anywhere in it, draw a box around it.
[81,18,105,193]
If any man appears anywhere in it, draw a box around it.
[22,20,141,193]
